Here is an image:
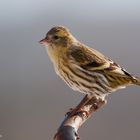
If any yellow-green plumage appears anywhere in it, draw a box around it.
[40,26,140,100]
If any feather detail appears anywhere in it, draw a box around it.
[68,44,111,69]
[131,77,140,86]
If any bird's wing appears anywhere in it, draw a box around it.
[103,62,133,77]
[68,44,113,70]
[68,44,133,78]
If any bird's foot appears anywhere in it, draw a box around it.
[66,107,89,117]
[65,95,93,117]
[65,108,73,116]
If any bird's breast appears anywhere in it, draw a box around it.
[46,46,59,64]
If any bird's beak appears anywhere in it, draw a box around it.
[39,38,49,45]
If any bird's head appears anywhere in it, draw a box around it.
[39,26,76,47]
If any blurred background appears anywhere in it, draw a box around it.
[0,0,140,140]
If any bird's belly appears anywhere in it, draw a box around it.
[55,62,127,99]
[57,68,84,93]
[56,66,111,98]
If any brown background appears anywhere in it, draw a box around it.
[0,0,140,140]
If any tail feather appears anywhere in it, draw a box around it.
[132,77,140,86]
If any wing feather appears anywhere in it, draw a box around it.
[68,44,111,70]
[68,44,133,79]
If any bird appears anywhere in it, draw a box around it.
[39,26,140,113]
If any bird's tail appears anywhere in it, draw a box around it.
[132,77,140,86]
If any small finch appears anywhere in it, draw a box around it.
[39,26,140,110]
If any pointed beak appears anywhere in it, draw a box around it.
[39,38,48,45]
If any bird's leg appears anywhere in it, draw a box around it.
[66,94,92,116]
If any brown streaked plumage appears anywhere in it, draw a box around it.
[39,26,140,108]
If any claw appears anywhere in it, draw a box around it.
[66,107,89,118]
[65,108,73,116]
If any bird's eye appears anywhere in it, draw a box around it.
[53,35,59,40]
